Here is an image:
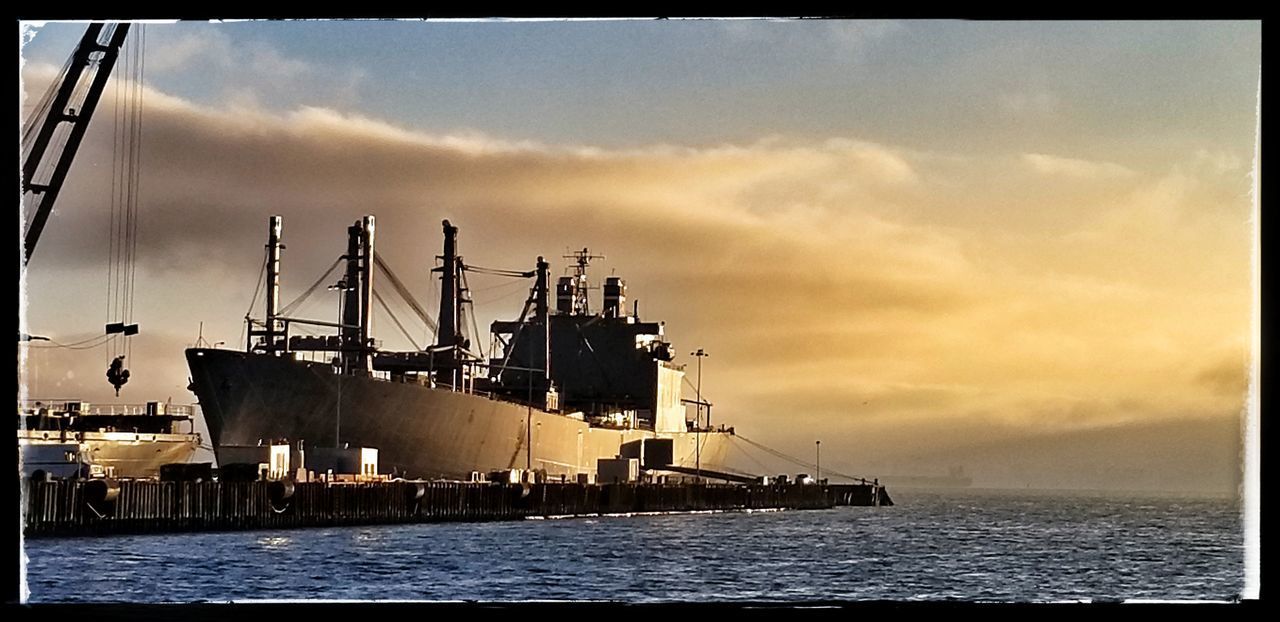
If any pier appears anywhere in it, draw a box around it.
[23,479,891,538]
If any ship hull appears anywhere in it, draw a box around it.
[18,431,201,479]
[186,348,730,480]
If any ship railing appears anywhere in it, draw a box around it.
[357,364,499,400]
[329,355,543,404]
[17,401,194,418]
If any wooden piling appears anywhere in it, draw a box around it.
[22,478,888,537]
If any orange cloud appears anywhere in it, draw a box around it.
[19,80,1254,493]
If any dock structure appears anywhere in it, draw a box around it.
[22,479,891,538]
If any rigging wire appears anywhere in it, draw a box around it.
[25,334,113,350]
[731,434,868,483]
[428,261,440,346]
[277,256,344,317]
[105,41,122,365]
[683,374,699,393]
[238,251,268,349]
[372,251,438,336]
[100,24,146,363]
[462,264,535,279]
[115,30,131,358]
[459,267,484,360]
[125,26,146,361]
[245,251,268,318]
[733,435,818,470]
[378,283,431,350]
[107,26,133,360]
[490,298,533,378]
[372,288,422,351]
[728,435,774,475]
[470,277,529,294]
[106,37,123,359]
[696,461,764,480]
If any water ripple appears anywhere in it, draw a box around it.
[23,489,1245,603]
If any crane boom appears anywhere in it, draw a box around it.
[21,22,130,264]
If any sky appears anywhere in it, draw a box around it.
[17,19,1260,494]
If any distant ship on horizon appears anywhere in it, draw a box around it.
[880,466,973,489]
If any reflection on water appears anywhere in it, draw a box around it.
[353,530,382,545]
[256,536,292,551]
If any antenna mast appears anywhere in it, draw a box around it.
[561,248,605,316]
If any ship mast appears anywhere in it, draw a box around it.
[264,216,283,350]
[556,248,604,316]
[339,216,375,374]
[360,216,376,371]
[433,220,465,387]
[535,257,551,385]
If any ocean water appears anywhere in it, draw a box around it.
[21,488,1245,603]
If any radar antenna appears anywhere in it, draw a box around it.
[561,248,605,316]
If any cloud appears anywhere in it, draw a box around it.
[18,81,1253,494]
[999,90,1059,116]
[1193,148,1245,175]
[144,29,234,72]
[1023,152,1136,179]
[59,24,369,113]
[1193,349,1250,397]
[719,18,902,62]
[822,19,903,57]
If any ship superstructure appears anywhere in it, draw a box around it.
[17,400,203,479]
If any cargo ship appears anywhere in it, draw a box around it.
[17,400,204,479]
[186,217,734,480]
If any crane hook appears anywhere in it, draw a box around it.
[106,355,130,396]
